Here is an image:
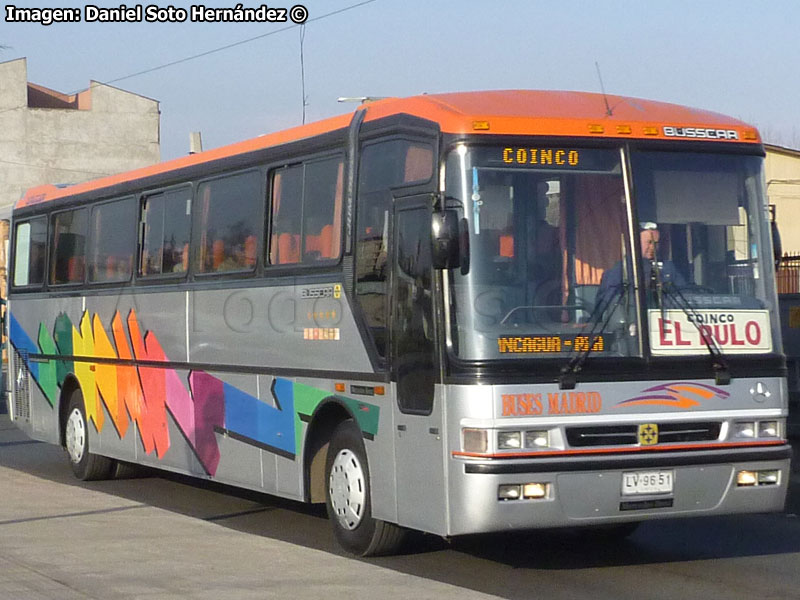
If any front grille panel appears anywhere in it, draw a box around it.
[566,425,637,447]
[566,421,721,447]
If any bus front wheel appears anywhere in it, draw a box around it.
[325,419,406,556]
[64,389,115,481]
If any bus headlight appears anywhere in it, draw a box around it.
[758,421,779,438]
[733,422,756,438]
[498,484,521,500]
[736,470,780,487]
[524,430,550,448]
[522,483,549,499]
[498,431,522,450]
[758,470,780,485]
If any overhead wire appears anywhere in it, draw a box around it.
[0,0,379,173]
[0,0,378,117]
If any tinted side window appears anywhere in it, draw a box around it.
[269,156,344,266]
[302,157,343,263]
[393,206,436,414]
[13,217,47,287]
[358,139,433,192]
[89,198,136,283]
[269,165,303,265]
[195,171,263,274]
[50,209,88,285]
[140,188,192,276]
[355,140,434,357]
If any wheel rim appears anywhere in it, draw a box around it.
[65,407,86,464]
[329,449,366,530]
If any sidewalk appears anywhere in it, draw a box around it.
[0,416,498,600]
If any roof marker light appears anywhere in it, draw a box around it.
[643,126,659,136]
[616,125,632,135]
[472,120,490,130]
[588,124,605,134]
[743,129,758,141]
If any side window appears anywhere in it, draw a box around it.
[355,139,432,357]
[89,198,136,283]
[196,171,263,273]
[140,188,191,276]
[303,158,343,262]
[50,209,88,285]
[269,165,303,265]
[358,138,433,192]
[393,206,436,414]
[13,217,47,287]
[269,155,344,266]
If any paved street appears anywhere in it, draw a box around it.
[2,412,800,600]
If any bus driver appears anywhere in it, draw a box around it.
[596,221,686,308]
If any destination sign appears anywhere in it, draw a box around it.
[502,148,580,167]
[648,310,772,355]
[475,146,620,172]
[497,335,605,354]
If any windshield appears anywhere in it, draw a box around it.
[445,145,638,360]
[444,145,780,362]
[630,150,780,355]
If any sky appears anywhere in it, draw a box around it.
[2,0,800,162]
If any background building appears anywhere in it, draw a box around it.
[0,57,160,296]
[765,143,800,428]
[766,144,800,256]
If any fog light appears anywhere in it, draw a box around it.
[498,431,522,450]
[734,422,756,438]
[758,421,779,438]
[498,484,522,500]
[736,470,757,486]
[463,428,488,453]
[524,430,550,449]
[522,483,548,499]
[758,470,780,485]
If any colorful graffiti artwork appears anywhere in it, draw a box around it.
[614,382,730,410]
[9,310,380,476]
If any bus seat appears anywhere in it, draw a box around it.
[212,239,225,269]
[278,233,301,264]
[499,234,514,258]
[67,257,84,282]
[305,233,321,256]
[319,224,333,258]
[244,236,257,267]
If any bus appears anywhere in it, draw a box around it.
[6,90,790,556]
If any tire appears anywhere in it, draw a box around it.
[63,388,115,481]
[113,460,147,479]
[325,419,406,556]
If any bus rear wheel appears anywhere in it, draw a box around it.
[325,419,406,556]
[64,388,115,481]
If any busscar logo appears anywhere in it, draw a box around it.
[663,126,739,140]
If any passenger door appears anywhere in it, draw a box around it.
[391,195,447,534]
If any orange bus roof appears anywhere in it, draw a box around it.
[17,90,760,210]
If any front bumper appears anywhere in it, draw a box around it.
[447,444,791,536]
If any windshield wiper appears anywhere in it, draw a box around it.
[559,283,629,390]
[659,282,731,385]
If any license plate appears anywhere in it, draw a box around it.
[621,470,674,495]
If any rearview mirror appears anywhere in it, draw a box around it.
[432,210,460,269]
